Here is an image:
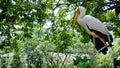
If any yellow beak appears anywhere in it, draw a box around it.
[72,14,78,30]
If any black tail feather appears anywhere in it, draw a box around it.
[109,43,113,47]
[109,35,113,43]
[109,35,113,47]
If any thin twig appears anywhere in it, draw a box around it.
[61,53,68,68]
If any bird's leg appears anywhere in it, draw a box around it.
[98,45,108,52]
[98,37,108,52]
[93,36,96,48]
[90,32,96,48]
[91,32,108,53]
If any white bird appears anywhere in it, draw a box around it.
[72,6,113,54]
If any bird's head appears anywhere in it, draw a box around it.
[72,6,86,30]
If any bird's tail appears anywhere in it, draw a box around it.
[109,43,113,47]
[108,35,113,47]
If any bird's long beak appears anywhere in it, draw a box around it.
[72,14,78,30]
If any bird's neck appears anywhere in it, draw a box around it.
[77,14,92,35]
[79,12,85,18]
[78,15,84,18]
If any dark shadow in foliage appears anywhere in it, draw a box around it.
[114,58,120,68]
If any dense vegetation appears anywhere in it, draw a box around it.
[0,0,120,68]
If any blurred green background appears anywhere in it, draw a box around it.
[0,0,120,68]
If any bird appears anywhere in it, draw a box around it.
[72,6,113,54]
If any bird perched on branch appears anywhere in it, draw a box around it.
[72,6,113,54]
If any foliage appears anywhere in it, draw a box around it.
[73,56,93,68]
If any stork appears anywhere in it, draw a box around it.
[72,6,113,54]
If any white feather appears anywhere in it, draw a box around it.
[82,15,111,35]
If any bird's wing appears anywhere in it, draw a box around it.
[83,15,111,35]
